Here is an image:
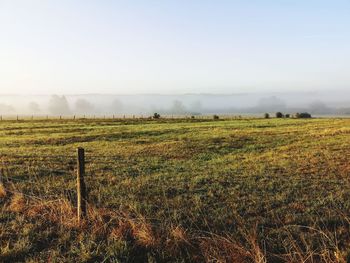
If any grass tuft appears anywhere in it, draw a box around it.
[0,184,6,198]
[8,193,25,212]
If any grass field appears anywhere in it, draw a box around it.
[1,117,350,262]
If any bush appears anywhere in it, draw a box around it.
[191,116,195,119]
[264,113,270,119]
[213,115,220,120]
[293,112,312,119]
[285,114,290,118]
[153,113,161,119]
[275,112,283,118]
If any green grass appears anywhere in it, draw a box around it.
[1,117,350,262]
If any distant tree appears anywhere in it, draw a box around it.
[264,113,270,119]
[300,112,312,118]
[111,99,124,113]
[293,112,312,118]
[0,103,15,114]
[75,99,95,114]
[190,100,203,114]
[285,114,290,118]
[48,95,71,115]
[28,102,40,113]
[275,112,283,118]
[153,112,161,119]
[213,114,219,120]
[170,100,186,114]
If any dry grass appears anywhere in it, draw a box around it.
[129,218,157,247]
[26,199,77,228]
[2,118,350,262]
[3,189,350,262]
[0,184,6,198]
[109,212,157,248]
[198,234,266,263]
[8,193,26,212]
[170,225,189,244]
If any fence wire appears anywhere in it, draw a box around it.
[0,153,349,208]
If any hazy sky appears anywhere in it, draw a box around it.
[1,0,350,95]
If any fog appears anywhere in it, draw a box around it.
[0,90,350,116]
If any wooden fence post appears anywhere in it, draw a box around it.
[77,147,87,222]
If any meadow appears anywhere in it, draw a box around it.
[0,117,350,262]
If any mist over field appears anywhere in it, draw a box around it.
[0,90,349,116]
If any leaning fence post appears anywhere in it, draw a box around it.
[77,147,87,222]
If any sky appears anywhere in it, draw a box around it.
[0,0,350,95]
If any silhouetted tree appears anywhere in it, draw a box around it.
[111,99,124,113]
[190,100,203,113]
[170,100,186,114]
[153,113,161,119]
[275,112,283,118]
[48,95,71,115]
[75,99,95,114]
[294,112,312,118]
[0,104,15,114]
[28,102,41,113]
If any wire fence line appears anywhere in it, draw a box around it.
[1,148,350,221]
[0,114,244,121]
[1,153,349,182]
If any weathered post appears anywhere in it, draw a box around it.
[77,148,87,222]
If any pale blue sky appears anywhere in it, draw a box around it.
[0,0,349,94]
